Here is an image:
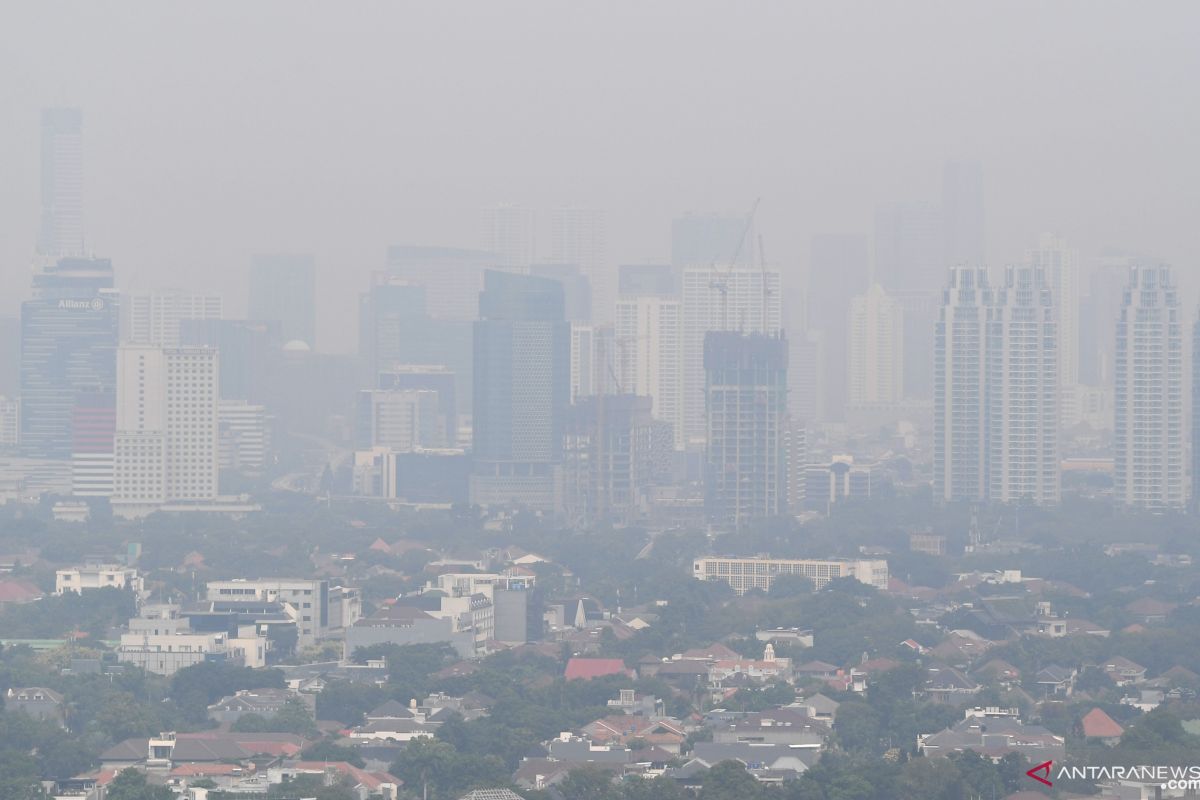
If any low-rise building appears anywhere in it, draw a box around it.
[4,687,66,727]
[55,564,144,596]
[208,688,314,725]
[692,556,888,594]
[204,578,353,646]
[918,708,1065,764]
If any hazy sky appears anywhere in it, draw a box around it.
[2,1,1198,351]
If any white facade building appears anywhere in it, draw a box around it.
[112,345,219,517]
[1114,264,1183,510]
[680,265,782,444]
[124,290,223,347]
[615,295,683,448]
[1027,234,1079,424]
[55,564,144,595]
[847,283,904,408]
[693,556,889,594]
[218,400,269,474]
[935,268,989,503]
[204,578,338,645]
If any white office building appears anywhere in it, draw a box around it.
[219,400,269,475]
[615,295,683,447]
[680,265,782,444]
[847,283,904,408]
[693,556,889,594]
[1114,264,1184,510]
[56,564,144,595]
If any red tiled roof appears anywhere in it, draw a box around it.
[289,761,400,790]
[0,578,43,603]
[1080,708,1124,739]
[565,658,631,681]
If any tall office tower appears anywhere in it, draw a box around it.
[783,418,807,514]
[218,400,269,476]
[704,332,788,531]
[531,263,592,322]
[378,366,458,446]
[562,395,670,525]
[874,201,946,294]
[789,330,825,424]
[358,274,427,373]
[619,264,675,297]
[112,345,219,517]
[1193,315,1200,513]
[808,234,871,420]
[0,397,18,449]
[1027,234,1080,423]
[124,290,223,347]
[615,294,683,448]
[355,389,444,451]
[671,213,750,269]
[247,254,316,348]
[680,265,782,444]
[1114,265,1183,510]
[482,204,536,269]
[387,245,501,321]
[20,258,119,459]
[934,268,990,503]
[38,108,85,260]
[471,271,570,511]
[569,324,618,402]
[847,284,904,409]
[550,208,608,322]
[71,389,115,497]
[941,160,985,268]
[180,319,281,402]
[985,266,1059,504]
[896,292,938,401]
[1080,253,1134,386]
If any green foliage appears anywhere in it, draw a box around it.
[229,698,317,736]
[313,680,389,726]
[389,737,509,799]
[105,768,174,800]
[169,661,285,723]
[699,760,765,800]
[299,740,366,767]
[0,586,134,639]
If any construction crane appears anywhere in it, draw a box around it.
[709,198,761,331]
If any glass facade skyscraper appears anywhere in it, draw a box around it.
[20,258,119,459]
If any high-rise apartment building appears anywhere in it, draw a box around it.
[471,272,570,511]
[984,266,1059,504]
[20,258,119,459]
[124,290,222,347]
[482,204,536,269]
[549,208,608,322]
[934,268,989,502]
[112,345,219,517]
[38,108,85,260]
[874,201,945,295]
[681,265,782,445]
[1027,234,1079,426]
[704,332,788,530]
[934,267,1059,505]
[941,160,985,268]
[1114,265,1183,510]
[847,284,904,409]
[248,254,316,348]
[615,294,683,448]
[808,234,871,420]
[618,264,675,297]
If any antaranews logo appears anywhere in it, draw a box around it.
[1026,760,1053,787]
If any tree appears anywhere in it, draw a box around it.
[314,680,388,726]
[105,768,174,800]
[896,757,968,800]
[300,740,366,767]
[699,761,764,800]
[558,766,622,800]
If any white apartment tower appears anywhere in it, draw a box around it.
[985,266,1059,504]
[1026,234,1079,424]
[113,345,219,516]
[1114,264,1183,510]
[614,295,683,448]
[934,268,989,502]
[847,283,904,408]
[124,290,223,347]
[550,208,609,322]
[482,204,536,269]
[680,265,782,445]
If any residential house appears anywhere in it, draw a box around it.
[4,687,66,727]
[709,709,829,749]
[1101,656,1147,686]
[1079,708,1124,745]
[564,658,634,681]
[207,688,315,725]
[918,709,1065,764]
[923,666,981,703]
[1035,665,1076,697]
[581,715,688,755]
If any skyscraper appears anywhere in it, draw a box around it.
[615,294,683,448]
[680,265,781,444]
[470,271,570,511]
[1193,314,1200,513]
[1027,234,1079,423]
[934,268,989,503]
[124,290,223,347]
[482,204,537,269]
[704,331,788,530]
[984,266,1059,504]
[112,345,220,517]
[618,264,675,297]
[934,267,1060,505]
[71,389,115,497]
[550,208,608,321]
[20,258,119,459]
[1114,265,1183,510]
[941,160,985,268]
[808,234,871,420]
[531,263,592,322]
[248,254,316,348]
[847,284,904,409]
[671,213,749,269]
[874,201,945,294]
[180,319,281,402]
[387,245,500,321]
[38,108,85,260]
